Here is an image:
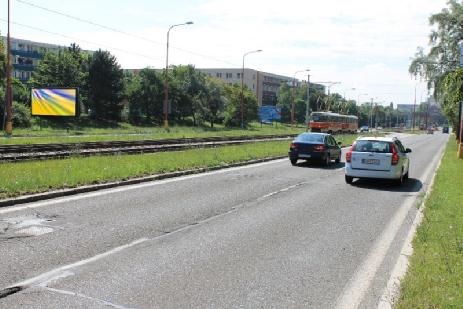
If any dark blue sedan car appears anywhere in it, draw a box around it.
[288,133,342,166]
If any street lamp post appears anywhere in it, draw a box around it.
[163,21,193,129]
[342,87,356,114]
[240,49,262,129]
[305,72,311,131]
[412,83,418,132]
[4,0,12,136]
[357,93,368,105]
[291,69,310,127]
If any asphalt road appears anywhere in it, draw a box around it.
[0,133,449,308]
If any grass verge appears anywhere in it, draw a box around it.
[396,138,463,308]
[0,141,288,199]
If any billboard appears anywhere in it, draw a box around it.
[31,88,77,116]
[259,105,281,122]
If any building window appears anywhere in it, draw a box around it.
[237,73,241,79]
[216,72,222,78]
[253,74,256,80]
[226,72,232,78]
[253,84,255,89]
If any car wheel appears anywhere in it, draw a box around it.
[395,169,404,186]
[324,155,330,167]
[290,158,297,165]
[345,175,353,184]
[335,153,341,163]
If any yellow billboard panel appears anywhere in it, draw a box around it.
[31,88,77,116]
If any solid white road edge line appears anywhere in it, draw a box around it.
[376,148,446,308]
[0,158,288,215]
[334,139,446,309]
[4,179,308,292]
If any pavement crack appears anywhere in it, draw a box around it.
[0,286,23,299]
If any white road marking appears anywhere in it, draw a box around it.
[45,287,136,309]
[335,138,446,309]
[0,158,288,215]
[4,177,311,293]
[10,238,148,288]
[377,149,445,309]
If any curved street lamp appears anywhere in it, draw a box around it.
[291,69,310,127]
[163,21,193,129]
[240,49,262,129]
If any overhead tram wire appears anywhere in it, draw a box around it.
[0,18,162,62]
[15,0,239,67]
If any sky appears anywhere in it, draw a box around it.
[0,0,450,107]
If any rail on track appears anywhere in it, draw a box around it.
[0,135,298,162]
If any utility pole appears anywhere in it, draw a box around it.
[305,73,311,131]
[4,0,13,136]
[369,98,373,128]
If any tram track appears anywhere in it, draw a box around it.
[0,134,297,163]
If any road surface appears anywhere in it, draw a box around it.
[0,133,448,308]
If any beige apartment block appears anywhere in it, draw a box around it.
[198,68,294,106]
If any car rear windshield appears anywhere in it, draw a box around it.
[353,140,391,153]
[295,134,325,143]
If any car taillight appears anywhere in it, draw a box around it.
[391,143,399,165]
[290,143,298,149]
[346,142,356,163]
[313,145,325,152]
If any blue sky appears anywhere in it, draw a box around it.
[0,0,449,106]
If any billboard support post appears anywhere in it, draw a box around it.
[458,43,463,158]
[458,101,463,158]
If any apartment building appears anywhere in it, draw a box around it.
[199,68,295,106]
[1,36,67,82]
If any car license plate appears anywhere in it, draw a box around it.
[362,159,379,165]
[299,154,311,158]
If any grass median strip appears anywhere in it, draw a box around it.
[396,139,463,308]
[0,141,290,200]
[0,134,364,200]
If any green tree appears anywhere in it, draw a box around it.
[170,65,207,125]
[87,50,124,122]
[437,68,463,133]
[127,69,163,125]
[409,0,463,129]
[202,77,227,127]
[223,84,258,127]
[276,82,292,123]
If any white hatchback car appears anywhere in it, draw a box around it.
[345,137,411,185]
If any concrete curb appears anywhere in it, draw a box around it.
[0,155,287,208]
[376,143,447,308]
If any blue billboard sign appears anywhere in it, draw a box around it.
[259,105,282,122]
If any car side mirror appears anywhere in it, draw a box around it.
[406,148,412,153]
[338,141,342,145]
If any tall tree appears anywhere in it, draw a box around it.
[88,50,124,122]
[170,65,207,125]
[127,68,163,125]
[202,77,227,127]
[409,0,463,129]
[223,84,258,127]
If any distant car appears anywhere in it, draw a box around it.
[345,136,411,185]
[442,125,449,133]
[360,126,369,132]
[376,126,383,130]
[427,127,434,134]
[288,133,342,166]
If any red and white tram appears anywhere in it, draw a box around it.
[309,112,358,134]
